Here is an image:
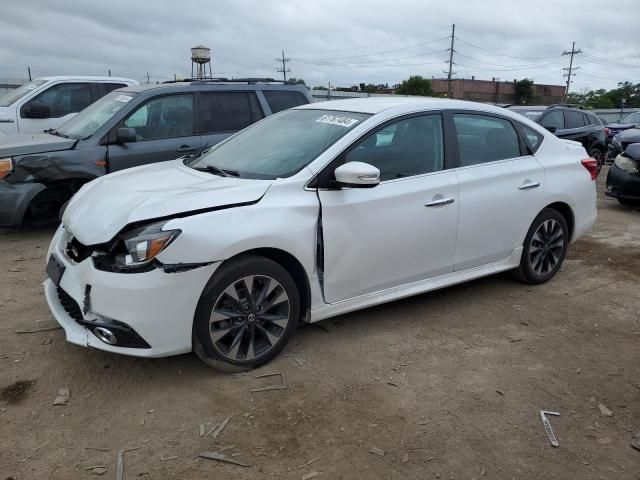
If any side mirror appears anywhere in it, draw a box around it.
[544,126,557,134]
[115,127,137,144]
[334,161,380,188]
[22,102,50,119]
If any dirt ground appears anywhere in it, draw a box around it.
[1,169,639,480]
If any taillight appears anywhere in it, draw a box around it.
[604,127,611,136]
[581,158,598,181]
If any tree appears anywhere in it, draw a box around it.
[396,76,433,96]
[514,79,534,105]
[312,85,328,90]
[288,77,306,85]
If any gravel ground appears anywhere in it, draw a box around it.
[1,169,639,479]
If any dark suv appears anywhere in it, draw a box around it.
[0,79,312,226]
[507,105,607,170]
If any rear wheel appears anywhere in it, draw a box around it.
[193,255,300,372]
[512,208,569,285]
[588,148,604,174]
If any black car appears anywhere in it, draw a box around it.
[507,105,607,170]
[605,111,640,143]
[0,78,312,226]
[607,126,640,160]
[606,142,640,206]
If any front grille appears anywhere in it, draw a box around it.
[57,286,83,322]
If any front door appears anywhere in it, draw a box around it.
[318,114,459,303]
[107,93,201,172]
[451,113,547,270]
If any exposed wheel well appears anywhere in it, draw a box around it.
[227,248,311,320]
[24,179,89,224]
[544,202,574,240]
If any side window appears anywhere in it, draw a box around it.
[25,83,91,118]
[565,110,586,129]
[263,90,308,113]
[199,92,264,133]
[345,114,444,181]
[102,83,127,95]
[519,123,544,154]
[123,94,193,141]
[453,114,521,166]
[540,110,564,130]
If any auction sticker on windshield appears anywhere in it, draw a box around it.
[315,114,360,128]
[115,95,133,103]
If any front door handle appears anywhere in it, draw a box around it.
[518,181,541,190]
[425,197,455,207]
[176,145,198,153]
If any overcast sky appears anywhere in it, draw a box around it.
[1,0,639,92]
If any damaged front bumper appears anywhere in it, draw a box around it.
[44,224,220,358]
[0,180,46,226]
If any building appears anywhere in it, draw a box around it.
[0,78,27,97]
[431,77,566,105]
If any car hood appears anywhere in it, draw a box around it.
[615,128,640,142]
[63,159,273,245]
[0,132,76,156]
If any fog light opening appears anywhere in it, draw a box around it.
[94,327,118,345]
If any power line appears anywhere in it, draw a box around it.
[562,41,582,101]
[294,48,448,66]
[454,36,561,61]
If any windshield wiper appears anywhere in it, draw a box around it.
[45,128,70,139]
[193,165,239,177]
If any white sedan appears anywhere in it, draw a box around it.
[44,98,597,370]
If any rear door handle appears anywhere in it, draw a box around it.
[518,181,541,190]
[176,145,198,153]
[425,197,455,207]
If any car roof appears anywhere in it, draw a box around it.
[37,76,138,84]
[296,97,523,117]
[119,81,310,95]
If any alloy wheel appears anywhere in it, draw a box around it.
[528,219,565,275]
[209,275,290,362]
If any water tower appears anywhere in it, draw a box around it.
[191,45,213,80]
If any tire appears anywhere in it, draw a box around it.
[618,198,640,207]
[588,148,604,174]
[193,255,300,372]
[512,208,569,285]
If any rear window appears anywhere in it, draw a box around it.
[263,90,308,113]
[102,83,127,95]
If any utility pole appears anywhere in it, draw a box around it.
[562,41,582,103]
[27,66,31,81]
[445,24,456,98]
[108,69,111,77]
[146,71,150,83]
[276,50,291,82]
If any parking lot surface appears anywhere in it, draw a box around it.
[1,169,639,479]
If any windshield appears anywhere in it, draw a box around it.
[56,91,137,139]
[189,109,371,179]
[508,108,543,121]
[0,79,47,107]
[620,112,640,124]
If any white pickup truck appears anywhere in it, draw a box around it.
[0,76,138,136]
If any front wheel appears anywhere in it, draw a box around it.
[193,255,300,372]
[512,208,569,285]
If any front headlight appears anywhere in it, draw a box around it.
[0,157,13,180]
[614,154,639,175]
[114,221,181,269]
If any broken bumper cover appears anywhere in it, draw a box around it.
[44,225,220,358]
[0,180,46,226]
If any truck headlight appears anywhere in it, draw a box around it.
[114,222,181,269]
[0,157,13,180]
[614,154,639,175]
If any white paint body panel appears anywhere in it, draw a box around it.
[45,98,596,358]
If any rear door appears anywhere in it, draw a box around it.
[106,93,201,172]
[452,112,547,271]
[554,109,592,149]
[198,91,264,150]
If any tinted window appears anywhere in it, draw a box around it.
[453,114,521,166]
[0,79,47,107]
[123,94,193,140]
[540,110,564,130]
[263,90,308,113]
[102,83,127,95]
[565,110,586,129]
[26,83,91,118]
[199,92,263,133]
[520,123,544,154]
[345,115,444,181]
